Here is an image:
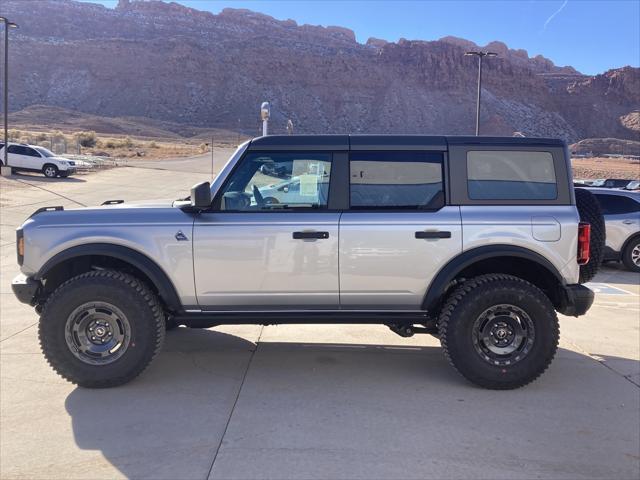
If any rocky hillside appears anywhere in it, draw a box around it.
[3,0,639,141]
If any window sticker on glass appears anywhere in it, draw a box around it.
[299,174,319,197]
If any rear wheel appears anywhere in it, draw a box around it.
[622,237,640,272]
[39,270,165,388]
[439,274,559,390]
[42,164,59,178]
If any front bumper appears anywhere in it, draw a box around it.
[557,284,594,317]
[11,274,41,306]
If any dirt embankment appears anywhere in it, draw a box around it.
[572,157,640,180]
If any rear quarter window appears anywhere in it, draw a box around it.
[467,150,557,200]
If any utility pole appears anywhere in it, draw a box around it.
[0,17,18,168]
[211,136,214,179]
[464,51,497,136]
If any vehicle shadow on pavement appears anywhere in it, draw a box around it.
[63,328,640,480]
[11,172,87,183]
[595,264,640,286]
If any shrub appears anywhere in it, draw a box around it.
[74,131,97,148]
[8,129,22,141]
[149,141,158,148]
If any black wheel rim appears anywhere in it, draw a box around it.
[472,304,535,366]
[65,301,131,365]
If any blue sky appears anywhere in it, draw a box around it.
[88,0,639,75]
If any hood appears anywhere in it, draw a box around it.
[96,198,177,209]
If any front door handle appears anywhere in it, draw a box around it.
[623,220,635,225]
[293,231,329,240]
[415,231,451,239]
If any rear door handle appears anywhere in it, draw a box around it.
[415,231,451,239]
[293,231,329,240]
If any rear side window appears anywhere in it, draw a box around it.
[594,194,640,214]
[349,151,444,209]
[7,145,24,154]
[467,151,557,200]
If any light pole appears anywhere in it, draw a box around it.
[0,17,18,167]
[260,102,270,136]
[464,51,497,136]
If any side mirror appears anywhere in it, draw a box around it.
[190,182,212,209]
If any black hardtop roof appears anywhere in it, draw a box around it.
[247,134,566,151]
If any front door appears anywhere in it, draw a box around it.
[339,150,462,309]
[194,150,339,310]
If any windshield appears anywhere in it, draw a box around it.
[34,146,55,158]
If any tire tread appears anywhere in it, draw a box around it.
[439,273,559,390]
[38,270,165,388]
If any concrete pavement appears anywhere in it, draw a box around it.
[0,160,638,479]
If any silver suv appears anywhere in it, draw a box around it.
[12,135,601,390]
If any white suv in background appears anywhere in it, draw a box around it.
[0,142,77,178]
[587,187,640,272]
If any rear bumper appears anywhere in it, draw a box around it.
[558,284,594,317]
[11,274,41,305]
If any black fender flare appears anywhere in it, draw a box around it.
[422,245,565,312]
[35,243,182,311]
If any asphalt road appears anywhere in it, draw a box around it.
[0,160,638,479]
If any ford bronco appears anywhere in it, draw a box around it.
[12,135,603,389]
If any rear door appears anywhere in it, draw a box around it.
[339,149,462,309]
[6,145,28,169]
[193,150,341,310]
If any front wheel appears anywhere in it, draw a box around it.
[39,270,165,388]
[622,237,640,272]
[439,274,559,390]
[42,164,59,178]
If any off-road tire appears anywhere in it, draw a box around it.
[622,236,640,272]
[39,270,165,388]
[575,188,605,283]
[439,274,559,390]
[42,164,59,178]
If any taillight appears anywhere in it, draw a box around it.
[16,228,24,265]
[577,222,590,265]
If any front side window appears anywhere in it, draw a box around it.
[218,151,332,211]
[349,151,444,209]
[34,147,55,158]
[24,147,41,157]
[595,194,640,215]
[467,150,557,200]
